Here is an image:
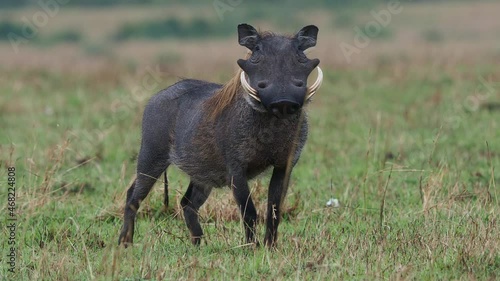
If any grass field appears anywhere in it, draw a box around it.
[1,1,499,280]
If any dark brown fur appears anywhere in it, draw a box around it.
[118,24,320,248]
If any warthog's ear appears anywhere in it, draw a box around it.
[295,25,319,51]
[238,23,260,50]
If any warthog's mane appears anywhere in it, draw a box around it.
[205,31,282,120]
[205,66,244,121]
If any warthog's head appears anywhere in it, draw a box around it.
[237,23,322,118]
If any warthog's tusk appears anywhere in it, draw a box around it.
[240,71,261,102]
[305,66,323,101]
[240,66,323,103]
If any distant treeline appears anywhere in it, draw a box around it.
[114,18,233,41]
[0,0,480,43]
[0,0,472,9]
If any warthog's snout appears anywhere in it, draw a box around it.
[269,100,301,118]
[256,80,306,117]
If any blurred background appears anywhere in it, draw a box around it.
[1,2,499,279]
[1,0,499,79]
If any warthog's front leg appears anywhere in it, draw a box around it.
[230,169,259,245]
[181,182,212,245]
[264,167,288,248]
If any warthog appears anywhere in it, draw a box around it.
[118,23,323,247]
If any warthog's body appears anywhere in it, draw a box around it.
[142,79,306,187]
[119,24,321,247]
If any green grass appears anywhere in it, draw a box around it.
[0,63,498,280]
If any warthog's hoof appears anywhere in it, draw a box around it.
[191,236,202,246]
[118,231,133,247]
[264,238,278,249]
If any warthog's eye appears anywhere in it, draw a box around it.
[250,52,262,64]
[249,45,262,64]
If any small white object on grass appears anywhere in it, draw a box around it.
[326,198,340,208]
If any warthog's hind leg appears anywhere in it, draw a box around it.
[118,147,170,247]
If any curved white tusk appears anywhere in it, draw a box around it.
[306,66,323,101]
[240,71,261,102]
[241,67,323,103]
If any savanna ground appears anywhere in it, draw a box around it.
[0,1,499,280]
